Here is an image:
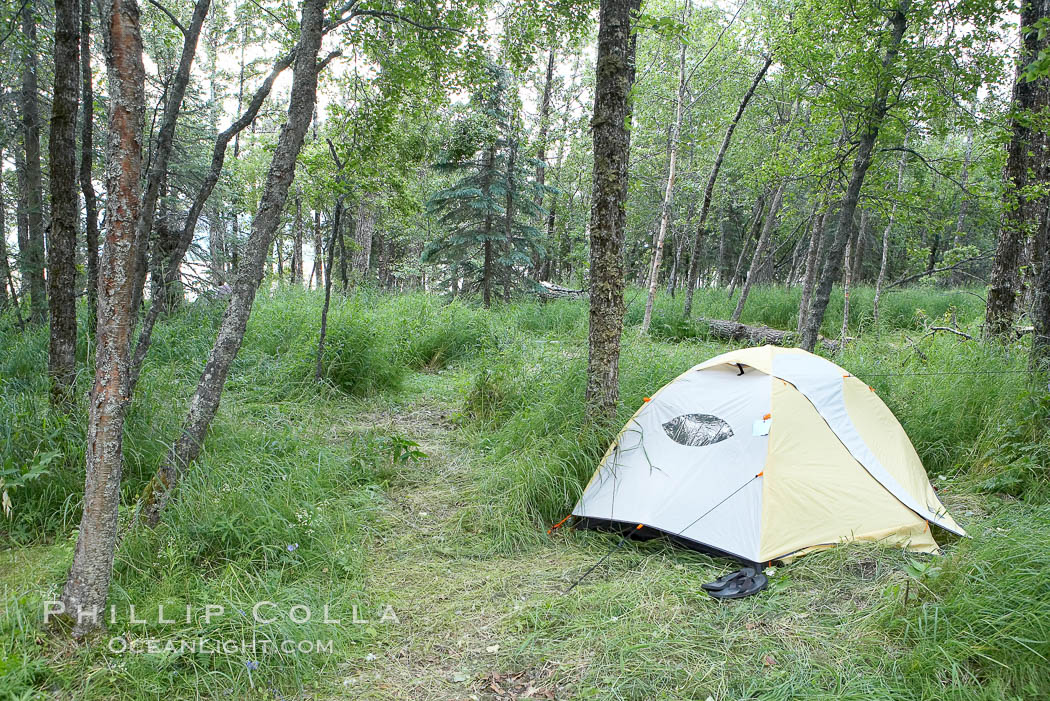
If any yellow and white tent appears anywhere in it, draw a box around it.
[572,345,965,564]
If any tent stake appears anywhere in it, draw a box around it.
[565,524,642,594]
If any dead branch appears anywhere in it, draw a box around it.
[923,326,973,341]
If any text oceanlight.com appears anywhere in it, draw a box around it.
[106,637,336,655]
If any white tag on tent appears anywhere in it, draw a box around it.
[753,417,772,436]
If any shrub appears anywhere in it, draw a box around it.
[462,366,523,423]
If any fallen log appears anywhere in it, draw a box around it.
[697,317,843,353]
[538,281,587,299]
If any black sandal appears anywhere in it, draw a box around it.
[707,572,768,599]
[701,567,756,592]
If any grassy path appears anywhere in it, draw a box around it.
[335,370,594,699]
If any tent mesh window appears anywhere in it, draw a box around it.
[662,414,734,447]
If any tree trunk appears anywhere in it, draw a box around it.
[337,212,349,291]
[841,219,856,347]
[481,143,497,308]
[531,49,557,277]
[728,193,766,299]
[48,0,82,404]
[311,210,322,287]
[504,135,519,296]
[381,236,395,289]
[20,0,47,324]
[987,0,1050,337]
[544,55,579,282]
[926,232,940,275]
[683,54,772,317]
[138,0,326,526]
[81,0,100,336]
[798,205,830,333]
[351,197,376,280]
[482,236,494,308]
[731,181,785,322]
[0,165,6,310]
[275,230,284,280]
[666,228,686,296]
[228,23,246,277]
[209,217,226,284]
[0,148,20,315]
[851,209,867,283]
[14,145,30,304]
[699,317,841,352]
[130,0,212,316]
[642,3,688,334]
[800,3,908,352]
[586,0,641,419]
[873,141,908,329]
[715,218,727,286]
[1033,218,1050,368]
[787,213,810,288]
[149,179,183,312]
[292,196,304,284]
[536,49,555,198]
[316,201,340,380]
[60,0,146,637]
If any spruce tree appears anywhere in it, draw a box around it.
[424,65,550,306]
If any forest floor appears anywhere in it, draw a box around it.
[2,287,1048,700]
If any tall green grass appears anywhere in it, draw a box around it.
[633,284,986,337]
[1,283,1047,699]
[841,333,1049,500]
[879,504,1050,699]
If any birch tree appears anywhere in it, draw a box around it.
[641,1,690,334]
[139,0,329,526]
[60,0,146,636]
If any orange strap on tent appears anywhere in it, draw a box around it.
[643,396,651,402]
[547,514,573,534]
[635,523,644,530]
[762,413,771,420]
[756,471,764,478]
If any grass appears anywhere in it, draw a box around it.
[1,283,1048,700]
[629,283,987,338]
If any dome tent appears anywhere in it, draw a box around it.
[572,345,965,565]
